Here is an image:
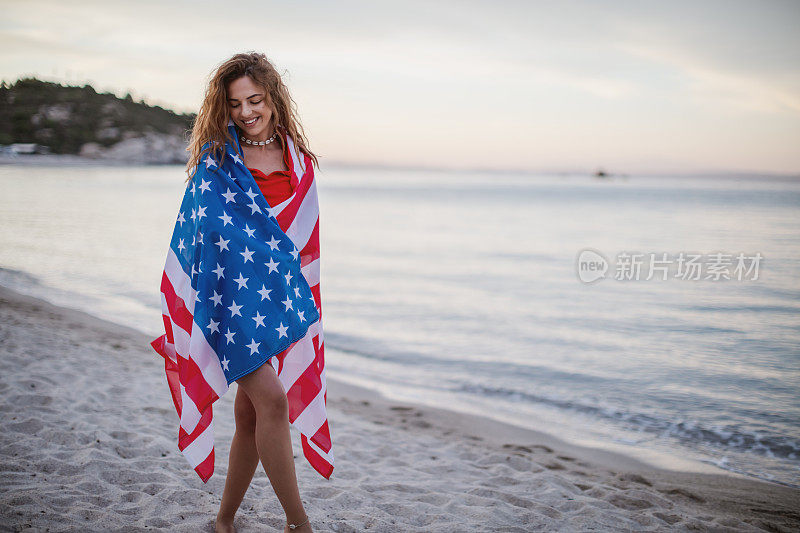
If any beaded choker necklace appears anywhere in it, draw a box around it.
[241,132,277,146]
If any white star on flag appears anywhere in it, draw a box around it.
[222,188,237,203]
[252,311,266,328]
[282,296,293,311]
[240,247,255,263]
[198,179,211,193]
[207,318,220,334]
[276,322,288,338]
[212,263,225,279]
[266,257,279,273]
[228,300,243,317]
[257,285,272,301]
[219,212,233,226]
[266,235,281,251]
[215,236,230,252]
[246,339,260,355]
[224,329,236,345]
[233,273,249,290]
[210,290,223,306]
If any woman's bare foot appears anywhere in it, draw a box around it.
[215,514,236,533]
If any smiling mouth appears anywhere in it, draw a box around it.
[243,117,258,126]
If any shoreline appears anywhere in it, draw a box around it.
[0,154,185,167]
[1,283,798,531]
[0,274,743,481]
[0,270,782,487]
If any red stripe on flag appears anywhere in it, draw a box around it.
[177,351,220,420]
[299,219,320,265]
[157,313,175,348]
[160,271,219,416]
[159,271,193,335]
[313,332,325,372]
[301,434,333,480]
[194,448,215,483]
[286,360,323,422]
[161,345,183,415]
[178,397,213,447]
[310,418,331,452]
[310,284,321,314]
[276,163,314,229]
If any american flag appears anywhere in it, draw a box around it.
[150,122,334,482]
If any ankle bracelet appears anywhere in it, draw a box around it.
[288,516,309,529]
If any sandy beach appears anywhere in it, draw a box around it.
[0,284,798,532]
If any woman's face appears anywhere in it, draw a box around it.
[227,75,274,141]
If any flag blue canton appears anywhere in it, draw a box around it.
[168,136,319,385]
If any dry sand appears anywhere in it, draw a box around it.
[0,284,798,532]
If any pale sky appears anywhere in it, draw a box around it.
[2,0,799,175]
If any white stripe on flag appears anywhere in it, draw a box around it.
[286,181,318,247]
[189,320,229,397]
[182,420,215,468]
[165,248,196,315]
[286,135,303,176]
[301,258,320,287]
[276,335,317,393]
[157,330,178,361]
[165,248,228,398]
[270,196,292,218]
[164,298,191,360]
[293,386,328,436]
[179,382,202,433]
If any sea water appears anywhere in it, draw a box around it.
[0,164,798,487]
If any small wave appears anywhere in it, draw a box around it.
[458,383,800,461]
[685,304,800,315]
[701,456,800,489]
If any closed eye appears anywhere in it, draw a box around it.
[230,100,262,109]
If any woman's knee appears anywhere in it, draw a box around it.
[233,387,258,433]
[235,364,289,421]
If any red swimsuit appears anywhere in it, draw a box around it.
[247,138,293,206]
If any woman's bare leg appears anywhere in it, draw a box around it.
[234,362,311,532]
[215,385,261,533]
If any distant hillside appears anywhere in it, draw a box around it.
[0,78,195,163]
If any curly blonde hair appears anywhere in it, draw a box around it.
[185,52,318,182]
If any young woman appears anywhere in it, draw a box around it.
[183,52,321,533]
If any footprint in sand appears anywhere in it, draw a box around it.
[659,487,706,503]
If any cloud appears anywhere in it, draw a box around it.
[617,43,800,114]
